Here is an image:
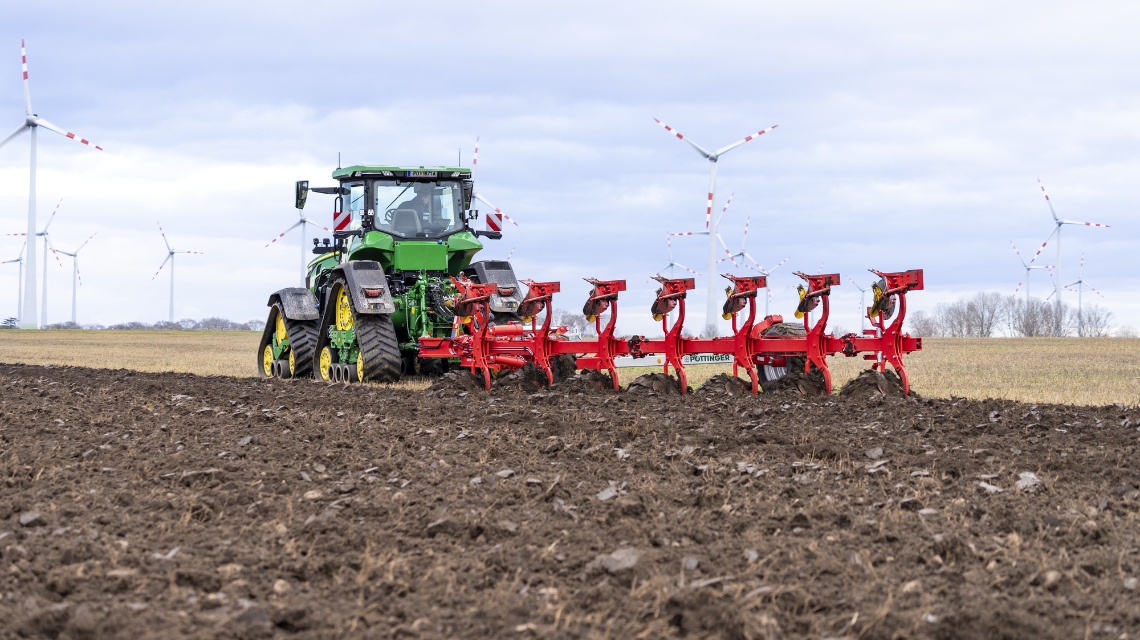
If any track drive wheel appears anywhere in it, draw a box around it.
[355,312,402,383]
[328,280,402,383]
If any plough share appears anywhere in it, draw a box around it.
[418,269,925,395]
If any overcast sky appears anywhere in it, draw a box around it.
[0,0,1136,336]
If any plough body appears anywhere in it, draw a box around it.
[418,270,925,395]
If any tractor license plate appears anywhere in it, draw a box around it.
[406,170,437,178]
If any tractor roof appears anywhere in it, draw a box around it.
[332,165,472,181]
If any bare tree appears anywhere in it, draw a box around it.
[907,309,942,337]
[1079,304,1113,337]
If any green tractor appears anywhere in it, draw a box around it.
[257,164,523,382]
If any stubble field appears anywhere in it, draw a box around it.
[0,331,1138,638]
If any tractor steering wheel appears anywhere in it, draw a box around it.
[384,208,397,224]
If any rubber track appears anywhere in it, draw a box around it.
[283,313,319,378]
[354,313,402,383]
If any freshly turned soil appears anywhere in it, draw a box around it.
[1,362,1137,639]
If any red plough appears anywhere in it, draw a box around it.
[418,269,925,396]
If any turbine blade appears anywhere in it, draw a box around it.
[302,219,331,233]
[31,116,103,150]
[265,220,304,247]
[473,193,520,226]
[704,162,718,229]
[715,234,739,268]
[75,260,83,287]
[653,118,712,159]
[21,40,32,116]
[764,256,791,275]
[0,123,29,151]
[739,215,750,252]
[157,222,172,252]
[41,197,63,233]
[1061,219,1110,228]
[1010,241,1029,268]
[1037,178,1061,223]
[1013,281,1023,295]
[472,136,479,172]
[1085,283,1105,298]
[716,192,734,229]
[48,242,64,268]
[673,262,700,276]
[1026,232,1052,266]
[152,254,172,280]
[75,232,96,253]
[713,125,779,157]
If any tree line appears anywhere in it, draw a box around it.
[907,292,1129,337]
[1,318,264,331]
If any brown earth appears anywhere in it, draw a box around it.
[1,362,1138,639]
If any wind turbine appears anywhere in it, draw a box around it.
[53,232,95,325]
[713,207,789,316]
[1063,254,1104,338]
[1,241,26,324]
[471,137,520,234]
[7,197,64,325]
[1037,179,1109,324]
[656,233,700,279]
[653,117,778,336]
[0,40,103,329]
[265,210,330,287]
[152,223,202,323]
[670,193,739,270]
[1010,239,1053,304]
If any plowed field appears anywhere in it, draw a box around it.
[1,363,1137,639]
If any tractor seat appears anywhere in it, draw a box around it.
[390,208,422,235]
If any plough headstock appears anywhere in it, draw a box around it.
[449,276,498,321]
[650,276,695,320]
[721,274,767,319]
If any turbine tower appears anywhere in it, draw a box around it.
[1037,179,1109,328]
[853,281,868,332]
[0,40,103,329]
[152,223,202,323]
[265,209,330,287]
[54,233,95,325]
[1,241,26,324]
[654,117,777,335]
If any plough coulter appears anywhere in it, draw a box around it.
[418,269,925,395]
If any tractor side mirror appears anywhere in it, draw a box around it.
[295,180,309,210]
[462,180,473,210]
